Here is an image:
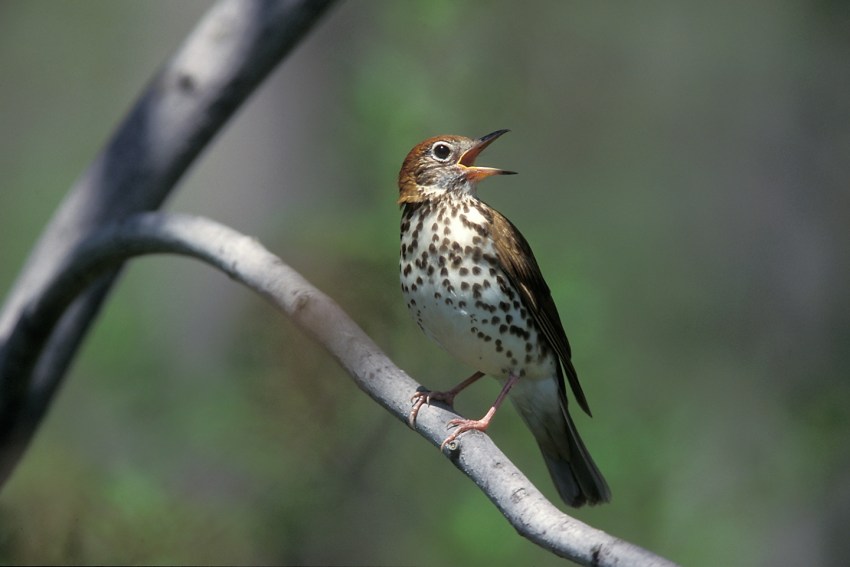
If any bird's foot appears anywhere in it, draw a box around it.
[408,389,457,427]
[439,416,492,450]
[408,371,486,428]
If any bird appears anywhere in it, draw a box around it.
[398,129,611,507]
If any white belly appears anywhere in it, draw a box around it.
[400,201,556,380]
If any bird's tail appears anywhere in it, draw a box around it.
[542,408,611,507]
[510,380,611,507]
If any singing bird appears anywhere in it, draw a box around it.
[398,130,610,507]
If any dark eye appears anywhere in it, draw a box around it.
[431,142,452,161]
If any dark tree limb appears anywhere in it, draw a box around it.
[0,212,677,567]
[0,0,336,476]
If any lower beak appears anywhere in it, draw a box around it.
[459,129,517,181]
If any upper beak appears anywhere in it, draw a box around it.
[459,129,517,181]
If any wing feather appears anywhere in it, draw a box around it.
[490,211,592,416]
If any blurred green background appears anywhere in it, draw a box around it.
[1,1,849,565]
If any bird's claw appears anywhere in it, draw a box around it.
[408,389,456,428]
[408,391,428,427]
[439,417,490,450]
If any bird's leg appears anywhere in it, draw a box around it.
[408,371,485,427]
[439,372,520,450]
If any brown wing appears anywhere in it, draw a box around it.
[490,210,592,416]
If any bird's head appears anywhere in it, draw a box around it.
[398,129,516,205]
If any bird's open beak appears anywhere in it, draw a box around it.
[459,129,517,181]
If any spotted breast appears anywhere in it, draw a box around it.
[400,193,556,382]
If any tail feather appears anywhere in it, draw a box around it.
[509,379,611,507]
[539,409,611,507]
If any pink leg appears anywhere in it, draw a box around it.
[440,372,520,450]
[408,371,485,427]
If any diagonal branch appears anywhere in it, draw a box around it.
[0,212,677,567]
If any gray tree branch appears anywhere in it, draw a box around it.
[0,212,677,567]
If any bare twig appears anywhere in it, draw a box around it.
[0,212,677,567]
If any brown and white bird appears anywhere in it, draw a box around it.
[398,130,610,507]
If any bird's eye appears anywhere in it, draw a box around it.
[431,142,452,162]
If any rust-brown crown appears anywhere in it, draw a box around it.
[398,130,516,205]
